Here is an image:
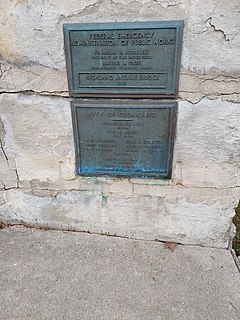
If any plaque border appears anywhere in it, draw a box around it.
[71,100,177,179]
[64,21,184,98]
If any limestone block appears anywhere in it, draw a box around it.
[0,94,239,190]
[1,186,239,248]
[106,193,235,248]
[0,93,75,182]
[0,0,239,98]
[173,99,240,188]
[0,188,104,232]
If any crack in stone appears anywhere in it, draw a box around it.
[179,69,240,103]
[57,1,99,23]
[0,90,70,98]
[0,138,9,166]
[195,73,240,83]
[188,29,208,36]
[0,179,6,189]
[179,95,240,105]
[152,0,180,8]
[231,30,240,41]
[0,138,19,189]
[0,64,2,78]
[180,90,240,97]
[1,57,62,73]
[0,117,20,188]
[1,184,239,194]
[0,139,19,189]
[1,89,239,105]
[181,69,239,78]
[189,9,238,41]
[200,78,239,85]
[110,0,138,6]
[110,0,180,9]
[15,169,20,189]
[18,68,40,77]
[206,17,230,41]
[0,63,11,79]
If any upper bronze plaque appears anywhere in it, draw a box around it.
[64,21,184,98]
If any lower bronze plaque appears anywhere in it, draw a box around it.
[71,101,177,178]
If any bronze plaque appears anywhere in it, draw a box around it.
[71,101,177,178]
[64,21,184,98]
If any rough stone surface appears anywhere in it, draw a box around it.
[0,0,239,102]
[0,93,74,182]
[0,0,239,248]
[1,185,239,248]
[0,94,239,189]
[0,227,240,320]
[173,99,240,188]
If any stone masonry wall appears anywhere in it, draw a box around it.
[0,0,239,248]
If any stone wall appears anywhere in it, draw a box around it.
[0,0,239,248]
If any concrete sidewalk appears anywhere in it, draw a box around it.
[0,227,239,320]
